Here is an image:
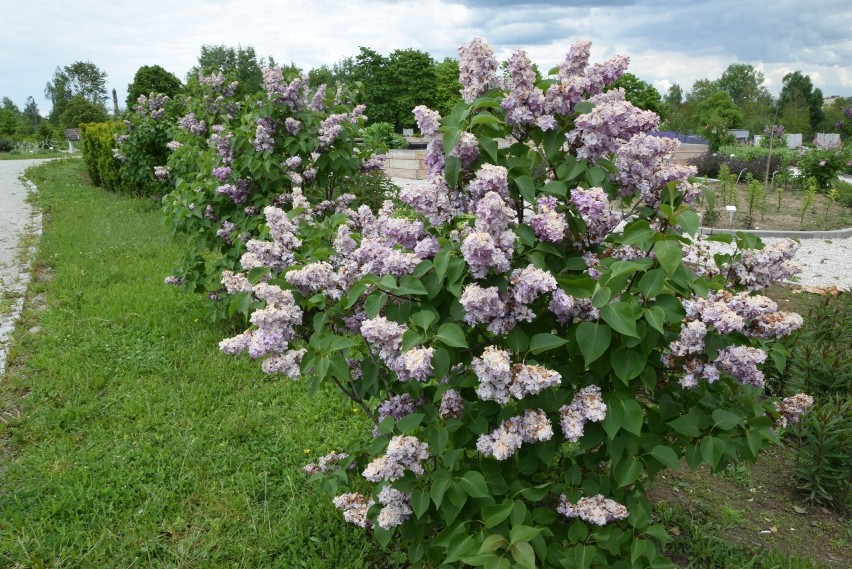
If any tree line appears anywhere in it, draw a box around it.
[2,44,850,146]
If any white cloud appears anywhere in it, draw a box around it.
[2,0,850,115]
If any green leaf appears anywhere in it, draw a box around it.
[480,136,499,163]
[397,275,428,295]
[471,112,502,127]
[575,322,612,366]
[649,445,682,470]
[675,209,700,236]
[445,155,462,187]
[711,409,742,430]
[620,220,655,247]
[365,292,387,318]
[483,502,514,528]
[327,335,359,352]
[436,322,468,348]
[434,248,451,282]
[511,542,536,569]
[637,269,667,298]
[575,101,594,115]
[529,333,569,355]
[601,302,640,338]
[431,473,451,508]
[643,306,666,334]
[611,347,646,383]
[591,285,612,308]
[542,180,567,197]
[654,239,683,276]
[509,525,542,544]
[412,488,430,518]
[515,175,536,205]
[459,471,490,499]
[410,309,437,332]
[586,165,606,186]
[574,543,595,569]
[443,128,461,155]
[700,436,726,469]
[614,455,643,487]
[506,327,530,353]
[397,413,424,434]
[668,414,700,438]
[479,534,507,554]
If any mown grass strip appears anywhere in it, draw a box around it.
[0,158,384,568]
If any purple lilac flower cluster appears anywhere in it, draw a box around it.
[569,187,619,245]
[543,41,627,117]
[557,494,629,526]
[530,196,567,242]
[254,118,275,152]
[218,282,306,378]
[374,394,425,436]
[549,289,600,324]
[216,179,250,204]
[413,105,441,137]
[471,347,557,404]
[568,90,659,163]
[439,389,465,419]
[613,133,697,206]
[559,385,607,442]
[502,50,553,132]
[476,409,553,460]
[458,38,501,103]
[362,435,430,482]
[727,239,801,290]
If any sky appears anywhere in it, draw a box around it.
[1,0,850,115]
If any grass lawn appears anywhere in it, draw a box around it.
[0,158,848,568]
[0,158,384,568]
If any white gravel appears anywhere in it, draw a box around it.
[389,177,852,291]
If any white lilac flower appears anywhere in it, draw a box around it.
[461,231,511,278]
[401,347,434,382]
[557,494,629,526]
[285,262,340,297]
[476,409,553,460]
[333,493,373,528]
[472,346,513,404]
[304,450,350,476]
[509,364,562,400]
[260,348,305,378]
[668,320,708,357]
[559,385,606,441]
[714,346,767,388]
[468,164,510,201]
[362,435,430,482]
[750,311,804,338]
[376,486,413,529]
[773,393,814,429]
[221,270,252,294]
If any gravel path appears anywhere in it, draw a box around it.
[391,177,852,291]
[0,159,47,374]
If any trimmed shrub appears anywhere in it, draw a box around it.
[79,121,126,191]
[0,138,13,152]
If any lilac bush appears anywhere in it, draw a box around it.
[162,69,385,315]
[218,39,809,568]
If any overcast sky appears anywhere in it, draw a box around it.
[2,0,850,115]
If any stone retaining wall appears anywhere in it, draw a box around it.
[383,148,428,179]
[673,143,708,164]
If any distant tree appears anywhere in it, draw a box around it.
[191,45,266,99]
[716,63,769,107]
[126,65,183,108]
[386,48,437,129]
[434,57,462,117]
[2,97,18,112]
[606,72,663,115]
[686,78,718,104]
[45,61,108,123]
[663,84,683,107]
[24,97,41,127]
[778,71,824,137]
[58,95,109,128]
[695,91,744,150]
[308,65,336,89]
[351,47,393,125]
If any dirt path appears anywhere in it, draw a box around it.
[0,158,49,374]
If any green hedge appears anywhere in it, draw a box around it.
[80,121,127,192]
